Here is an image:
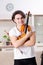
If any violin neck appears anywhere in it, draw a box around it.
[25,24,28,33]
[25,15,29,33]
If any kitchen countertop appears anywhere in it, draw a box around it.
[0,45,14,48]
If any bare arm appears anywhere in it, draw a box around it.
[9,31,32,48]
[23,32,36,46]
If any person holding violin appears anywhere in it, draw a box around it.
[9,10,37,65]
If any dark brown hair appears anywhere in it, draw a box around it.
[12,10,25,21]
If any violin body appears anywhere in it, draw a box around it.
[17,24,31,40]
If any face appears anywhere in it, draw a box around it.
[14,14,25,26]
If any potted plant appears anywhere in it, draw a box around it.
[3,34,11,45]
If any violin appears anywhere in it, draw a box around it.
[17,11,32,40]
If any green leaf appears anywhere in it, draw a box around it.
[3,35,7,38]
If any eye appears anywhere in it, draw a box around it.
[21,17,24,19]
[17,18,19,20]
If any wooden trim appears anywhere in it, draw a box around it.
[0,19,12,21]
[33,14,43,16]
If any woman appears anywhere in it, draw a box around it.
[9,10,37,65]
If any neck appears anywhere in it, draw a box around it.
[16,24,25,32]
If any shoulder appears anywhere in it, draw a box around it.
[9,26,16,36]
[29,25,35,32]
[9,26,16,33]
[9,26,21,37]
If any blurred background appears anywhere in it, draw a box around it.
[0,0,43,65]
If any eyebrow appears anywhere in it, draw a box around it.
[16,17,24,19]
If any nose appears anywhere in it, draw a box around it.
[19,18,22,21]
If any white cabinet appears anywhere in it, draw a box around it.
[34,15,43,48]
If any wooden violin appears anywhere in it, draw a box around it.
[17,11,32,40]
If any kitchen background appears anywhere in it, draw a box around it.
[0,0,43,65]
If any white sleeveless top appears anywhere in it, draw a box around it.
[9,26,35,59]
